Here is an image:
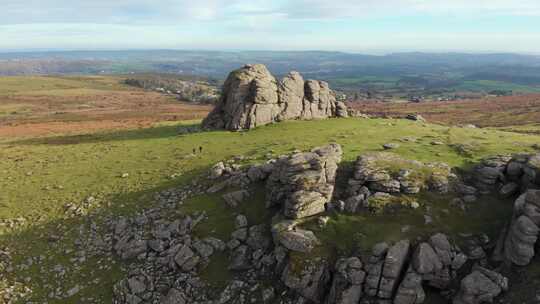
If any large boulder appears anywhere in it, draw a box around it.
[394,267,425,304]
[278,71,305,120]
[453,267,508,304]
[378,240,411,299]
[267,144,343,219]
[202,64,348,131]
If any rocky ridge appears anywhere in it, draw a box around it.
[202,64,349,130]
[103,147,540,304]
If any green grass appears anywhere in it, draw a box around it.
[2,117,540,302]
[305,192,513,256]
[327,76,400,90]
[453,80,540,93]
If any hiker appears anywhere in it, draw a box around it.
[199,146,203,153]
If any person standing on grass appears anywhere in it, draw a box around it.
[199,146,203,154]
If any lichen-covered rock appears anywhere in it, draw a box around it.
[502,190,540,266]
[364,242,389,297]
[472,155,510,193]
[346,152,451,212]
[275,227,319,253]
[394,267,425,304]
[113,274,153,304]
[281,257,330,303]
[222,190,250,208]
[453,267,508,304]
[378,240,411,299]
[202,64,347,131]
[326,257,366,304]
[267,144,342,219]
[278,71,306,120]
[412,243,443,275]
[161,288,187,304]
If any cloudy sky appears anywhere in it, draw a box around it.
[1,0,539,53]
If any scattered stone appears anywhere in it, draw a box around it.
[383,143,400,150]
[406,114,426,122]
[222,190,250,208]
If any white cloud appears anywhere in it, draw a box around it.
[279,0,540,19]
[2,0,539,26]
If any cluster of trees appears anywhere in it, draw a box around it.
[124,76,219,104]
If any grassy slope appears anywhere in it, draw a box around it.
[2,118,540,302]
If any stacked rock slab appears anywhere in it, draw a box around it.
[202,64,348,131]
[503,190,540,265]
[267,143,342,219]
[472,155,510,194]
[364,242,389,297]
[378,240,411,299]
[472,153,540,194]
[394,234,468,304]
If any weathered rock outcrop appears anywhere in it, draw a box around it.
[503,190,540,265]
[472,153,540,194]
[453,267,508,304]
[272,219,320,253]
[355,234,469,304]
[267,143,342,219]
[202,64,348,130]
[281,257,331,303]
[343,152,452,212]
[326,257,366,304]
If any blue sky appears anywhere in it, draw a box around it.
[1,0,539,54]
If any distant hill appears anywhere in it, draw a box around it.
[1,50,540,96]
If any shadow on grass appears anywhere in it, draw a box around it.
[9,123,206,146]
[0,147,271,302]
[0,166,207,302]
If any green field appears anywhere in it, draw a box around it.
[453,80,540,93]
[2,117,540,302]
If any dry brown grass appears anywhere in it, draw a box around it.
[0,76,211,138]
[350,94,540,128]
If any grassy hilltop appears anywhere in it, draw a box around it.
[2,117,540,302]
[1,76,540,302]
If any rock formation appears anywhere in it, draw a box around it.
[202,64,348,130]
[467,153,540,267]
[267,143,342,219]
[453,267,508,304]
[503,190,540,265]
[326,257,366,304]
[343,152,452,212]
[110,148,540,304]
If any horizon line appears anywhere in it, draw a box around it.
[1,48,540,57]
